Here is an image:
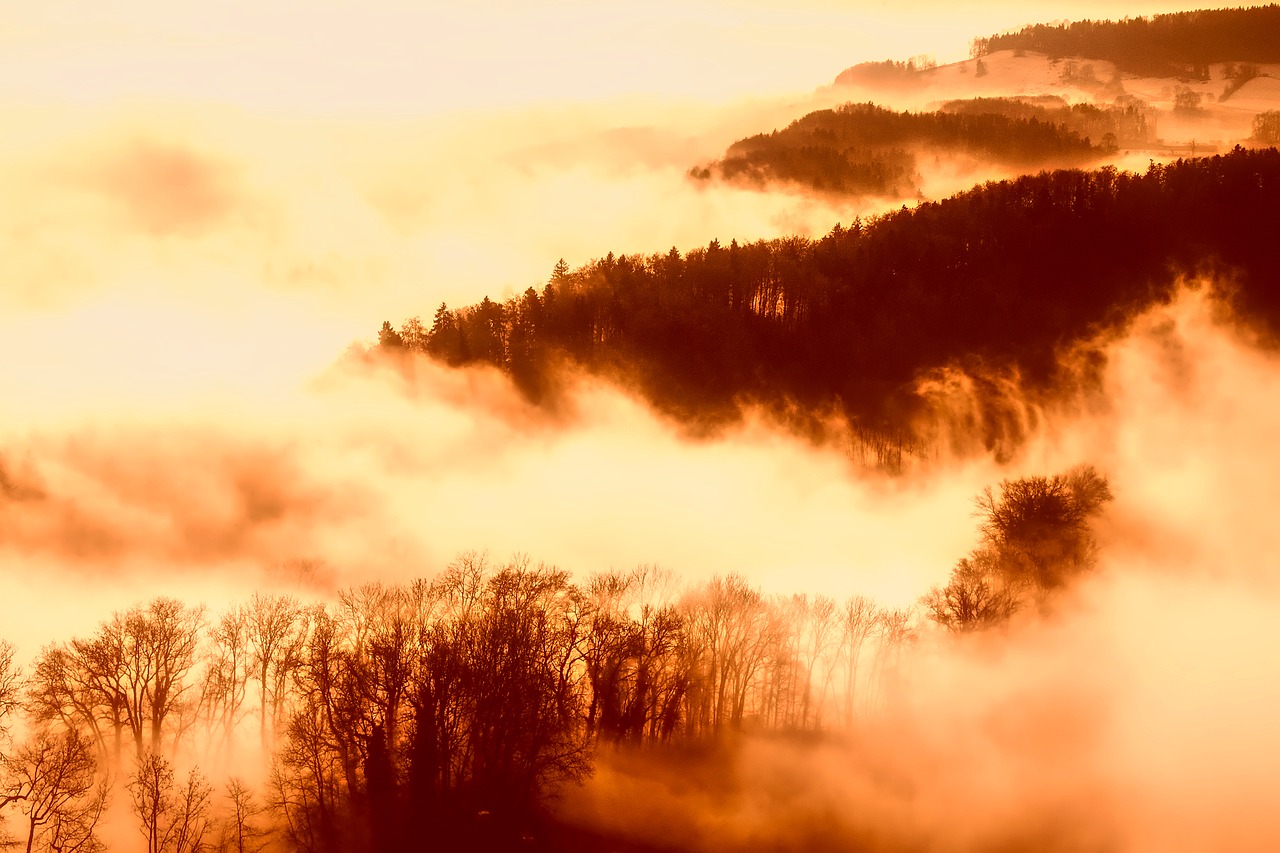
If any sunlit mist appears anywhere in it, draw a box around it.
[2,2,1278,852]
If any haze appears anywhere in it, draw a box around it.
[2,2,1279,852]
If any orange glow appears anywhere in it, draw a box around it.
[3,3,1279,850]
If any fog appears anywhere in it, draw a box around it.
[557,285,1280,851]
[3,3,1278,850]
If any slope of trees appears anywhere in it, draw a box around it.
[688,102,1104,198]
[939,96,1152,150]
[379,147,1280,456]
[0,466,1116,850]
[971,5,1280,78]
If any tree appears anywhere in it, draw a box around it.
[922,548,1020,632]
[1,729,109,853]
[0,641,20,742]
[397,316,428,352]
[245,594,308,755]
[129,752,212,853]
[1254,110,1280,144]
[135,599,207,755]
[975,464,1112,590]
[36,598,205,762]
[1173,87,1203,115]
[839,595,881,725]
[376,322,403,350]
[200,606,253,759]
[926,466,1113,632]
[213,778,271,853]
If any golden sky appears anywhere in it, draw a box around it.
[2,0,1240,112]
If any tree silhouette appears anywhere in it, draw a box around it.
[926,466,1113,632]
[128,752,211,853]
[1,728,109,853]
[383,148,1280,458]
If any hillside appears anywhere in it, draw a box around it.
[972,4,1280,79]
[376,147,1280,456]
[688,101,1109,199]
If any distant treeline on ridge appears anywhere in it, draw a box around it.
[377,147,1280,455]
[972,4,1280,78]
[688,101,1132,198]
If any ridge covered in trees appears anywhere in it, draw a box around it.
[971,5,1280,78]
[0,469,1109,851]
[939,96,1153,150]
[688,101,1110,198]
[379,147,1280,455]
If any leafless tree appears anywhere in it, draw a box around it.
[128,751,212,853]
[922,548,1021,632]
[245,594,308,755]
[0,728,109,853]
[0,641,20,743]
[212,777,271,853]
[839,595,881,725]
[200,606,254,760]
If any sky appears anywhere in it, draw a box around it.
[0,0,1267,642]
[7,5,1280,849]
[1,1,1243,113]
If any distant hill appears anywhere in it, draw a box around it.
[972,5,1280,79]
[376,147,1280,456]
[688,102,1110,199]
[938,96,1152,148]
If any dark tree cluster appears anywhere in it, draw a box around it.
[0,464,1115,851]
[380,147,1280,457]
[0,560,936,851]
[688,102,1102,198]
[971,5,1280,79]
[923,465,1113,632]
[832,58,937,90]
[939,96,1153,150]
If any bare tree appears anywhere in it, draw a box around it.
[922,548,1021,633]
[245,594,308,755]
[0,641,20,743]
[1,728,109,853]
[839,595,881,725]
[797,595,839,728]
[213,778,271,853]
[29,640,131,767]
[684,575,773,734]
[129,752,212,853]
[200,606,254,760]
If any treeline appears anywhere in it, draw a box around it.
[0,575,908,852]
[832,58,937,89]
[2,569,899,852]
[972,5,1280,78]
[379,147,1280,454]
[939,96,1153,149]
[688,102,1104,198]
[0,468,1106,851]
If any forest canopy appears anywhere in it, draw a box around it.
[688,101,1119,198]
[377,147,1280,458]
[971,4,1280,78]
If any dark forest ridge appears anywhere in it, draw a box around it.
[376,147,1280,457]
[971,4,1280,78]
[689,100,1147,199]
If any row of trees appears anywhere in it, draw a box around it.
[0,468,1110,850]
[971,5,1280,78]
[688,101,1105,198]
[938,96,1152,150]
[376,147,1280,458]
